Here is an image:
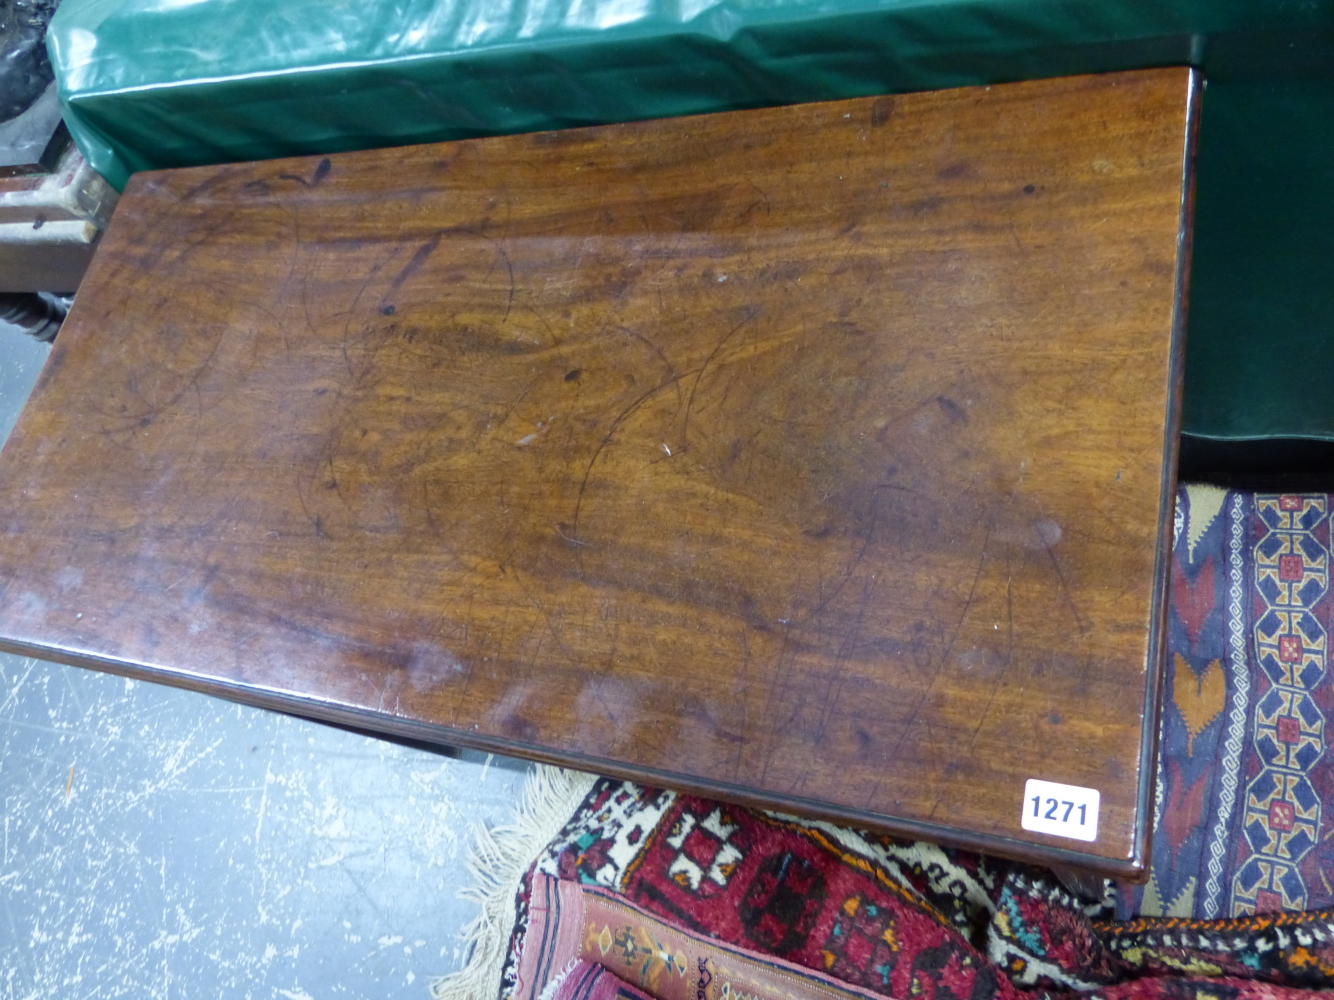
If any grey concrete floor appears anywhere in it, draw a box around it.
[0,319,532,999]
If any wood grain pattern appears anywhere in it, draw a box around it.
[0,68,1198,876]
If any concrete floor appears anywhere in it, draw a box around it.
[0,320,532,998]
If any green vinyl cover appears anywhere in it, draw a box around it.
[46,0,1334,441]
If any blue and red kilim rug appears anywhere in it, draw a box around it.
[1121,487,1334,920]
[433,487,1334,1000]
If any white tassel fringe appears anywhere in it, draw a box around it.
[535,958,583,1000]
[430,764,599,1000]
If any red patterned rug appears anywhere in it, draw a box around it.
[426,776,1334,1000]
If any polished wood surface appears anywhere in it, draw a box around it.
[0,69,1198,876]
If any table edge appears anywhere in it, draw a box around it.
[0,633,1157,879]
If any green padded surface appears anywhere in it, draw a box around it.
[1184,80,1334,441]
[45,0,1334,441]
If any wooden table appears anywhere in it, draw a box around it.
[0,68,1198,878]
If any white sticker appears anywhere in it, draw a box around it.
[1021,779,1100,842]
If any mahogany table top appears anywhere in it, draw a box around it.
[0,68,1199,877]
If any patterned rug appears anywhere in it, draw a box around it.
[1124,488,1334,919]
[431,487,1334,1000]
[491,778,1334,1000]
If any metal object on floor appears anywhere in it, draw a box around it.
[0,290,67,341]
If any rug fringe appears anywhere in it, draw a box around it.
[535,958,582,1000]
[430,763,598,1000]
